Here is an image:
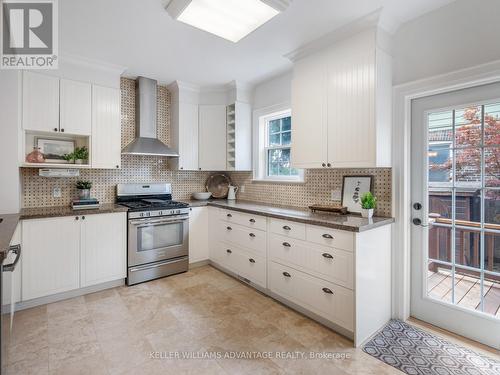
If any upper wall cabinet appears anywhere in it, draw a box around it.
[91,85,121,169]
[60,79,92,136]
[290,28,392,169]
[22,72,60,133]
[226,102,252,171]
[199,104,227,171]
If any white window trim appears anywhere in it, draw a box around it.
[252,103,304,183]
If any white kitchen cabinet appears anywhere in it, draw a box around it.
[226,102,252,171]
[22,216,81,300]
[198,104,227,171]
[290,28,391,168]
[91,85,121,169]
[175,103,199,170]
[2,224,22,307]
[22,72,60,133]
[80,213,126,287]
[188,207,209,263]
[60,79,92,136]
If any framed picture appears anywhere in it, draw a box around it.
[341,175,373,214]
[35,138,75,163]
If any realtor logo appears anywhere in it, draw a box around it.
[1,0,58,69]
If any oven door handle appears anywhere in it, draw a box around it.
[129,216,188,227]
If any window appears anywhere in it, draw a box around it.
[254,108,303,182]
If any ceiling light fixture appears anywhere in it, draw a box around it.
[165,0,291,43]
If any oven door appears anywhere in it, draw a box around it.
[128,214,189,267]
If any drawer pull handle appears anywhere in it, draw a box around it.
[283,271,291,277]
[282,225,291,231]
[322,234,333,239]
[227,213,232,218]
[249,233,256,238]
[282,242,291,248]
[249,258,255,263]
[322,287,334,294]
[226,249,232,254]
[249,218,256,223]
[322,253,333,259]
[226,226,232,231]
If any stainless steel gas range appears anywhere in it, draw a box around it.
[117,183,190,285]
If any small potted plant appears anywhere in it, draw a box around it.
[76,180,92,200]
[360,192,377,219]
[73,147,89,165]
[62,153,75,164]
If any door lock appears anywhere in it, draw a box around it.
[413,202,422,210]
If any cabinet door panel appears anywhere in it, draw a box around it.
[80,213,126,287]
[22,217,80,300]
[198,105,226,171]
[178,103,199,170]
[23,72,59,133]
[60,79,92,135]
[92,85,121,169]
[189,207,209,263]
[290,52,328,169]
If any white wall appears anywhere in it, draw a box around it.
[393,0,500,85]
[0,71,21,214]
[252,71,292,110]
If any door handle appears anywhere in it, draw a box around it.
[322,234,333,239]
[249,233,256,238]
[322,253,333,259]
[249,258,255,263]
[226,226,232,231]
[282,225,291,231]
[282,242,291,247]
[249,218,255,223]
[283,271,291,277]
[412,218,434,227]
[226,249,232,254]
[322,287,334,294]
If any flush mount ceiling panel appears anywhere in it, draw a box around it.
[165,0,292,43]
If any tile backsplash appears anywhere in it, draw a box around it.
[21,77,392,217]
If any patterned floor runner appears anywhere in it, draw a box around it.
[363,320,500,375]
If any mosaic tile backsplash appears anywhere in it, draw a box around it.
[21,78,392,216]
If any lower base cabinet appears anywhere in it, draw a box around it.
[188,207,209,264]
[22,212,126,301]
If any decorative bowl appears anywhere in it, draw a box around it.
[192,192,212,200]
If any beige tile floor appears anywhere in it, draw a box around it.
[3,265,496,375]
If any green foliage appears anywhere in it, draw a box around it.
[73,147,89,161]
[360,192,377,209]
[76,180,92,190]
[62,153,74,162]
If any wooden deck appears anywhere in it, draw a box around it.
[427,269,500,317]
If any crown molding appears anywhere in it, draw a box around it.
[284,8,382,62]
[59,53,127,75]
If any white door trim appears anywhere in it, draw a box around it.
[392,59,500,321]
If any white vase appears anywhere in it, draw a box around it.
[361,208,374,219]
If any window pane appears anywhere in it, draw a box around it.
[429,189,452,221]
[484,232,500,274]
[268,149,282,163]
[455,148,481,187]
[268,163,279,176]
[455,188,481,226]
[282,131,291,146]
[269,133,281,146]
[484,103,500,146]
[485,189,500,226]
[455,106,482,148]
[427,262,455,302]
[428,225,452,263]
[428,144,452,183]
[455,229,481,269]
[282,116,291,131]
[269,119,280,133]
[485,147,499,187]
[428,111,452,144]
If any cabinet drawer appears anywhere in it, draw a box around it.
[212,241,239,272]
[233,247,266,288]
[219,222,266,256]
[221,210,267,231]
[269,218,306,240]
[306,225,354,252]
[269,234,353,289]
[269,262,353,331]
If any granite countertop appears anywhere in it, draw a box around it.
[0,214,20,256]
[183,199,394,232]
[20,203,129,220]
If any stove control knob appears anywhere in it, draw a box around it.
[140,213,144,217]
[176,210,180,214]
[159,211,162,216]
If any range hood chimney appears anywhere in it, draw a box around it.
[121,76,179,157]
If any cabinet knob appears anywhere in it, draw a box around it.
[322,163,326,167]
[327,163,331,167]
[322,287,334,294]
[116,165,119,169]
[75,216,79,220]
[322,233,333,239]
[282,225,291,231]
[180,167,183,170]
[226,226,232,231]
[322,253,333,259]
[249,233,256,238]
[226,249,232,254]
[282,242,291,248]
[282,271,291,278]
[60,128,64,133]
[249,218,255,223]
[249,258,255,263]
[54,128,58,132]
[227,213,232,218]
[81,216,85,220]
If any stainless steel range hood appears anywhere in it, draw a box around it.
[122,76,179,157]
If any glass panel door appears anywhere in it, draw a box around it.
[427,103,500,318]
